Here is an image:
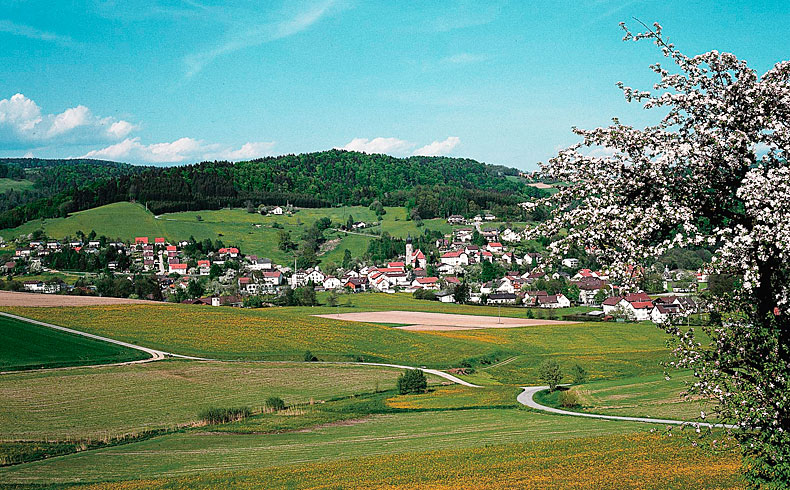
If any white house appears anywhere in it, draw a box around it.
[561,258,580,268]
[322,276,342,290]
[440,250,469,267]
[620,299,654,321]
[271,206,284,215]
[651,303,681,324]
[538,294,571,309]
[487,292,517,304]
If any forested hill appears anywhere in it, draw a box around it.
[0,151,544,230]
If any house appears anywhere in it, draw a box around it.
[621,300,654,321]
[488,292,517,304]
[248,257,273,271]
[523,290,548,306]
[323,276,342,290]
[447,215,466,224]
[573,277,609,305]
[413,276,440,290]
[169,263,188,274]
[455,228,474,242]
[262,270,284,287]
[538,294,571,309]
[22,280,63,294]
[218,247,239,258]
[440,250,469,267]
[501,228,522,242]
[135,237,149,245]
[305,268,325,284]
[484,213,496,221]
[436,263,455,275]
[271,206,284,215]
[486,242,503,253]
[197,260,211,275]
[345,277,368,292]
[651,303,682,324]
[561,258,580,268]
[436,290,455,303]
[602,296,623,315]
[524,252,542,266]
[480,250,494,263]
[154,237,166,245]
[238,276,258,294]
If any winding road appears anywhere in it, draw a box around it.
[4,311,732,429]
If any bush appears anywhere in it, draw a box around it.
[538,359,563,391]
[558,390,580,408]
[198,406,251,425]
[264,396,285,412]
[397,369,428,394]
[304,350,318,362]
[570,364,588,385]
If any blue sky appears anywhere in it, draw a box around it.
[1,0,788,169]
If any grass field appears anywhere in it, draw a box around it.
[0,202,466,265]
[0,303,674,384]
[543,372,717,421]
[0,360,414,440]
[53,433,741,490]
[0,314,147,371]
[0,407,696,485]
[0,178,34,192]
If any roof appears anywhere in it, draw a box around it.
[625,292,651,302]
[197,260,210,266]
[538,294,562,304]
[441,250,464,258]
[416,277,439,284]
[630,301,653,309]
[602,296,622,306]
[263,271,282,278]
[169,263,187,270]
[488,242,503,247]
[489,292,517,300]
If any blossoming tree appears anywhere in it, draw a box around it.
[528,22,790,486]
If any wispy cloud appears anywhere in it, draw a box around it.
[0,19,79,48]
[440,52,491,65]
[430,1,503,32]
[338,136,461,157]
[184,0,342,78]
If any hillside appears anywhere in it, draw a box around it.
[0,151,545,231]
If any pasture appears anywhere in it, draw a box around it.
[0,202,466,264]
[0,303,675,384]
[0,313,146,371]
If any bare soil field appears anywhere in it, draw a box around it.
[0,291,158,307]
[526,182,554,189]
[314,310,576,331]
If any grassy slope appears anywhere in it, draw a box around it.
[0,203,464,265]
[0,360,412,440]
[0,178,34,192]
[0,314,147,371]
[0,303,673,384]
[61,434,741,490]
[0,408,685,484]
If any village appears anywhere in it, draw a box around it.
[3,212,701,323]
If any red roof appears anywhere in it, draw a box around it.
[481,250,493,257]
[416,277,439,284]
[441,250,463,258]
[169,263,187,270]
[263,271,282,278]
[135,237,149,244]
[488,242,503,248]
[155,237,165,244]
[388,261,405,268]
[602,296,622,306]
[238,277,251,284]
[414,250,425,259]
[166,245,177,251]
[630,301,653,309]
[625,292,651,302]
[197,260,210,267]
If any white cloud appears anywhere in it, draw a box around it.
[440,53,490,65]
[83,137,275,164]
[0,93,136,149]
[413,136,460,156]
[340,137,414,155]
[0,19,79,48]
[184,0,341,78]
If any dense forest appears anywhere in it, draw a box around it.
[0,151,546,230]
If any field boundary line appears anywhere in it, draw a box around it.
[517,385,736,429]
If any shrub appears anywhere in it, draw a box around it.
[264,396,285,412]
[397,369,428,394]
[304,350,318,362]
[570,364,588,385]
[538,359,563,391]
[558,390,580,408]
[198,406,251,425]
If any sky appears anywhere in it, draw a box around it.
[1,0,789,170]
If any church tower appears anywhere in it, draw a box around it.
[406,234,414,266]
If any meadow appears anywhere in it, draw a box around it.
[0,303,674,384]
[0,178,34,192]
[0,407,693,485]
[0,360,412,440]
[0,314,146,371]
[0,202,465,264]
[54,433,742,490]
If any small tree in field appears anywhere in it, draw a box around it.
[397,369,428,394]
[570,364,588,385]
[528,21,790,485]
[538,359,563,391]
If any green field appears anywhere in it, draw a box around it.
[0,202,466,265]
[55,433,741,490]
[0,407,696,485]
[0,360,415,440]
[540,372,717,421]
[0,314,147,371]
[0,178,34,192]
[0,303,674,384]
